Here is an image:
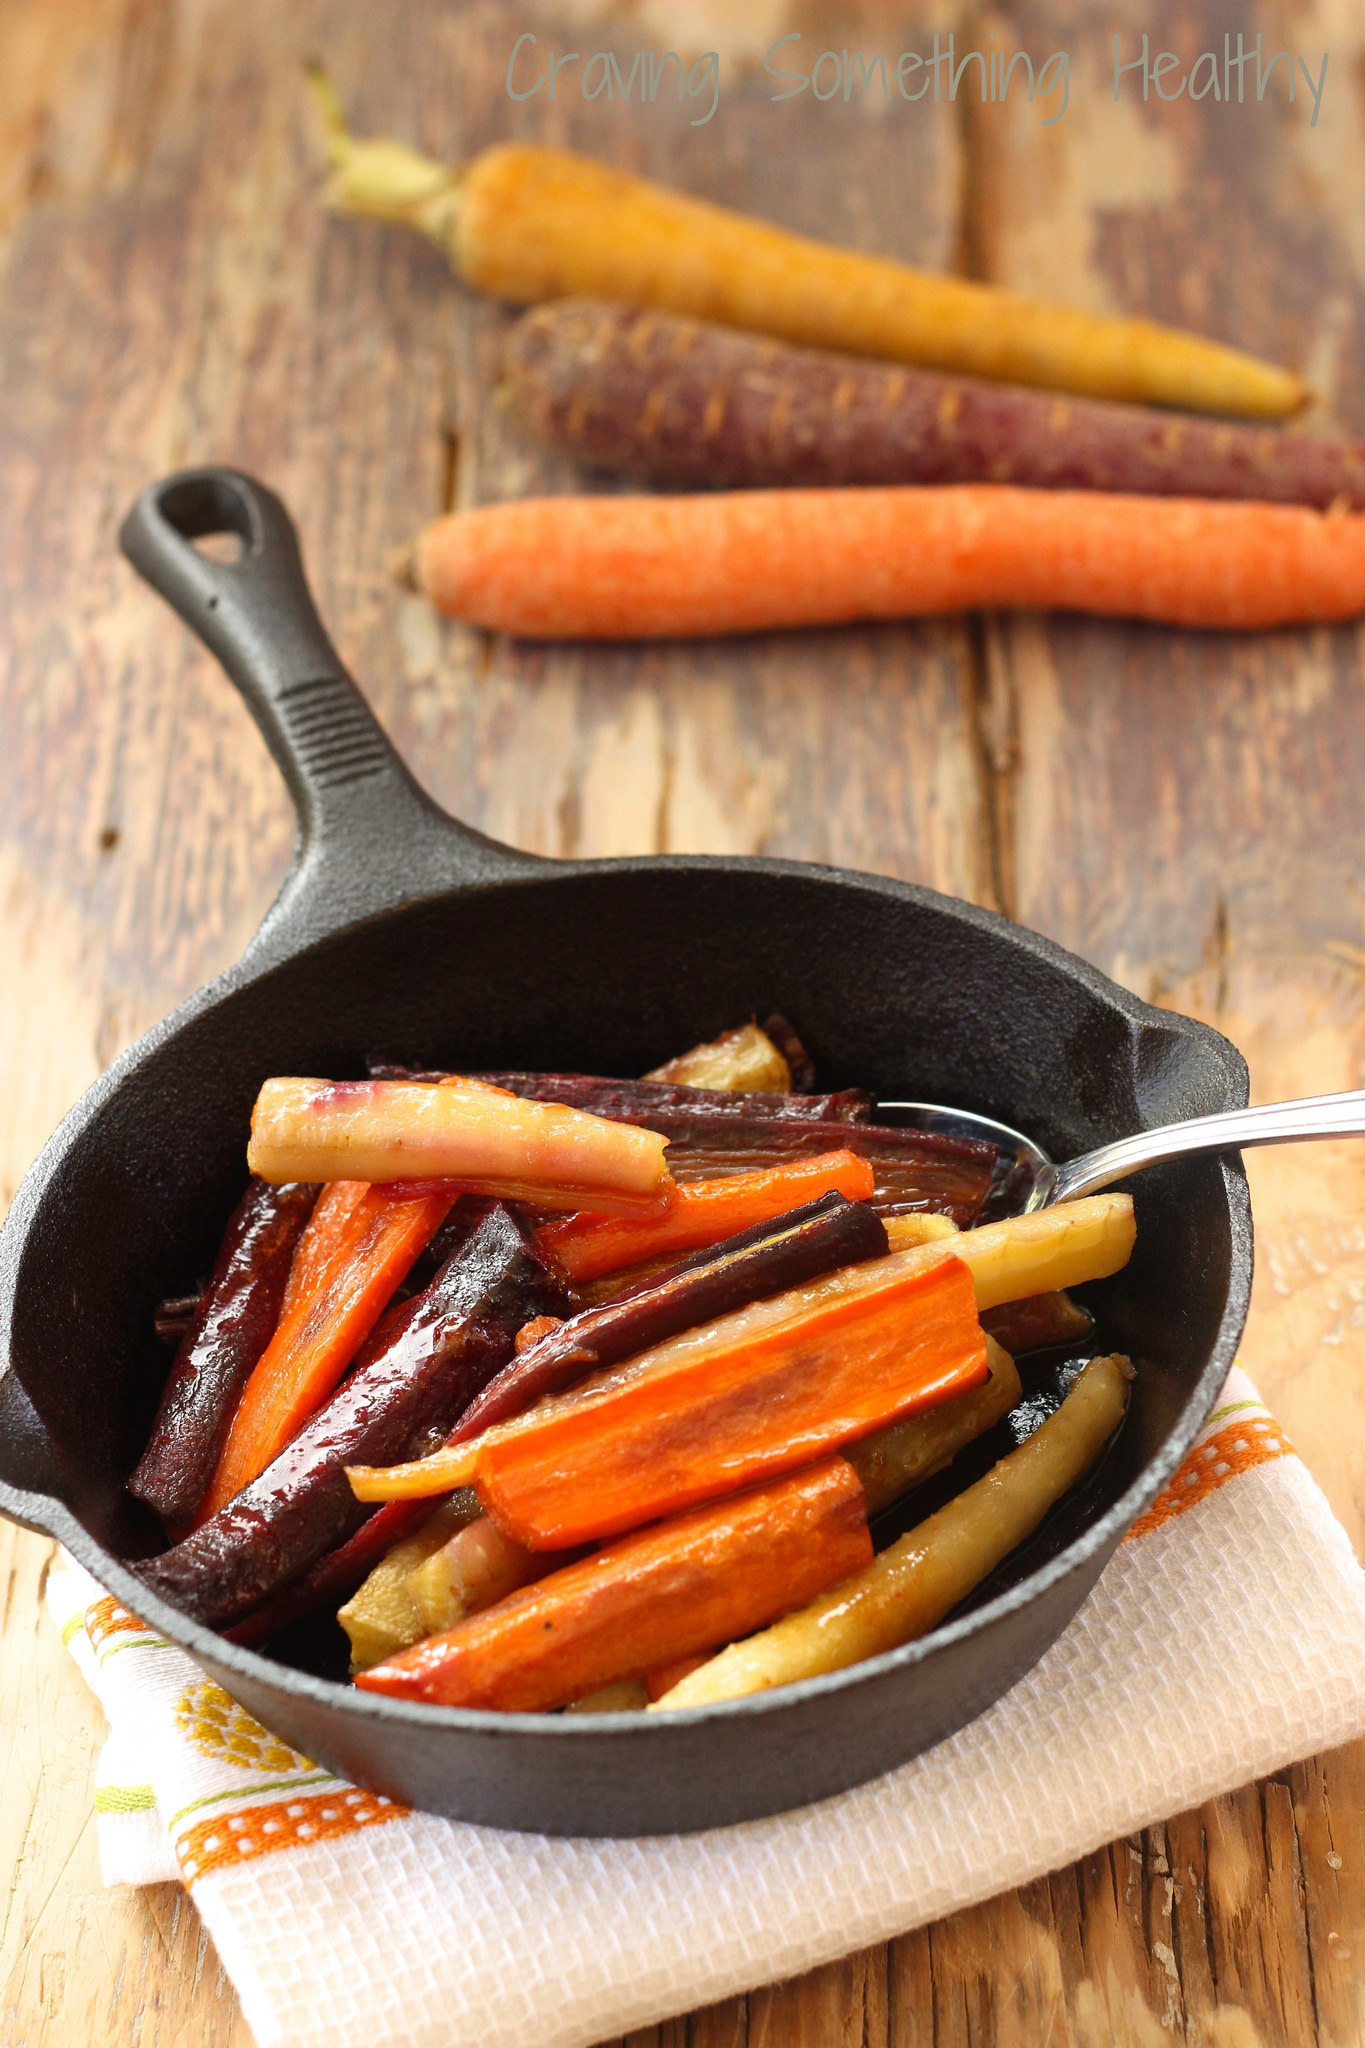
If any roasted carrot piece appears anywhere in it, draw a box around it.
[472,1249,984,1549]
[277,1179,371,1320]
[514,1314,565,1355]
[356,1455,872,1711]
[538,1149,875,1283]
[199,1185,453,1517]
[248,1076,671,1211]
[129,1178,318,1525]
[643,1652,712,1703]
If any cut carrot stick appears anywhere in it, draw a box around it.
[411,487,1365,641]
[538,1150,875,1283]
[346,1197,1135,1506]
[248,1076,671,1211]
[200,1186,453,1516]
[277,1180,371,1321]
[355,1455,872,1711]
[311,77,1303,419]
[514,1314,565,1355]
[655,1354,1131,1709]
[643,1652,712,1703]
[471,1249,983,1549]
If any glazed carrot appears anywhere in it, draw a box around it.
[200,1185,453,1516]
[129,1178,318,1525]
[468,1249,982,1549]
[538,1150,875,1283]
[406,1516,550,1637]
[644,1022,794,1092]
[248,1076,671,1212]
[411,487,1365,641]
[278,1179,370,1319]
[643,1653,712,1703]
[655,1354,1132,1708]
[346,1196,1135,1506]
[311,77,1302,418]
[514,1314,564,1355]
[356,1455,872,1711]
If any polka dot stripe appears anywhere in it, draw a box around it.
[1126,1417,1293,1540]
[176,1786,410,1884]
[85,1595,155,1650]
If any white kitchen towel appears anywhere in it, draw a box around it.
[47,1365,1365,2048]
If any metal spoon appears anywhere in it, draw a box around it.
[880,1091,1365,1215]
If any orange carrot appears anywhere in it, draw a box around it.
[277,1180,370,1321]
[470,1246,984,1549]
[538,1150,875,1283]
[248,1076,671,1211]
[514,1314,565,1355]
[643,1652,711,1703]
[356,1455,872,1711]
[411,487,1365,641]
[200,1186,453,1516]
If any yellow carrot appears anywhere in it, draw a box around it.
[309,73,1303,419]
[411,487,1365,641]
[248,1076,671,1211]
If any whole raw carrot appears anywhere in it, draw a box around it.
[311,75,1302,418]
[538,1150,875,1283]
[505,300,1361,505]
[355,1456,872,1712]
[200,1185,453,1516]
[412,487,1365,640]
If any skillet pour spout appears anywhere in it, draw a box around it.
[0,467,1253,1835]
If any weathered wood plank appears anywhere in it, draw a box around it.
[974,0,1365,1551]
[0,1521,246,2045]
[963,2,1365,2042]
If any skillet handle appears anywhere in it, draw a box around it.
[119,468,536,963]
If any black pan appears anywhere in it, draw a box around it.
[0,468,1252,1836]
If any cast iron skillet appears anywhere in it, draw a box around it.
[0,468,1252,1836]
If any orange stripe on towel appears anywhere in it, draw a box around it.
[85,1596,154,1651]
[1126,1416,1294,1540]
[176,1786,410,1883]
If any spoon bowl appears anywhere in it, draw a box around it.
[882,1091,1365,1217]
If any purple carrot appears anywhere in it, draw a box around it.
[366,1065,993,1224]
[504,299,1365,507]
[366,1060,874,1124]
[224,1500,426,1646]
[132,1204,563,1629]
[130,1179,318,1525]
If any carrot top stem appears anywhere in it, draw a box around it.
[306,65,464,246]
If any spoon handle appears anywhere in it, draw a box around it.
[1049,1090,1365,1205]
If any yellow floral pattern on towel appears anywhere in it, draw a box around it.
[175,1678,315,1775]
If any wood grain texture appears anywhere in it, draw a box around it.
[0,0,1362,2043]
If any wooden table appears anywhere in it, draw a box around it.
[3,2,1365,2041]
